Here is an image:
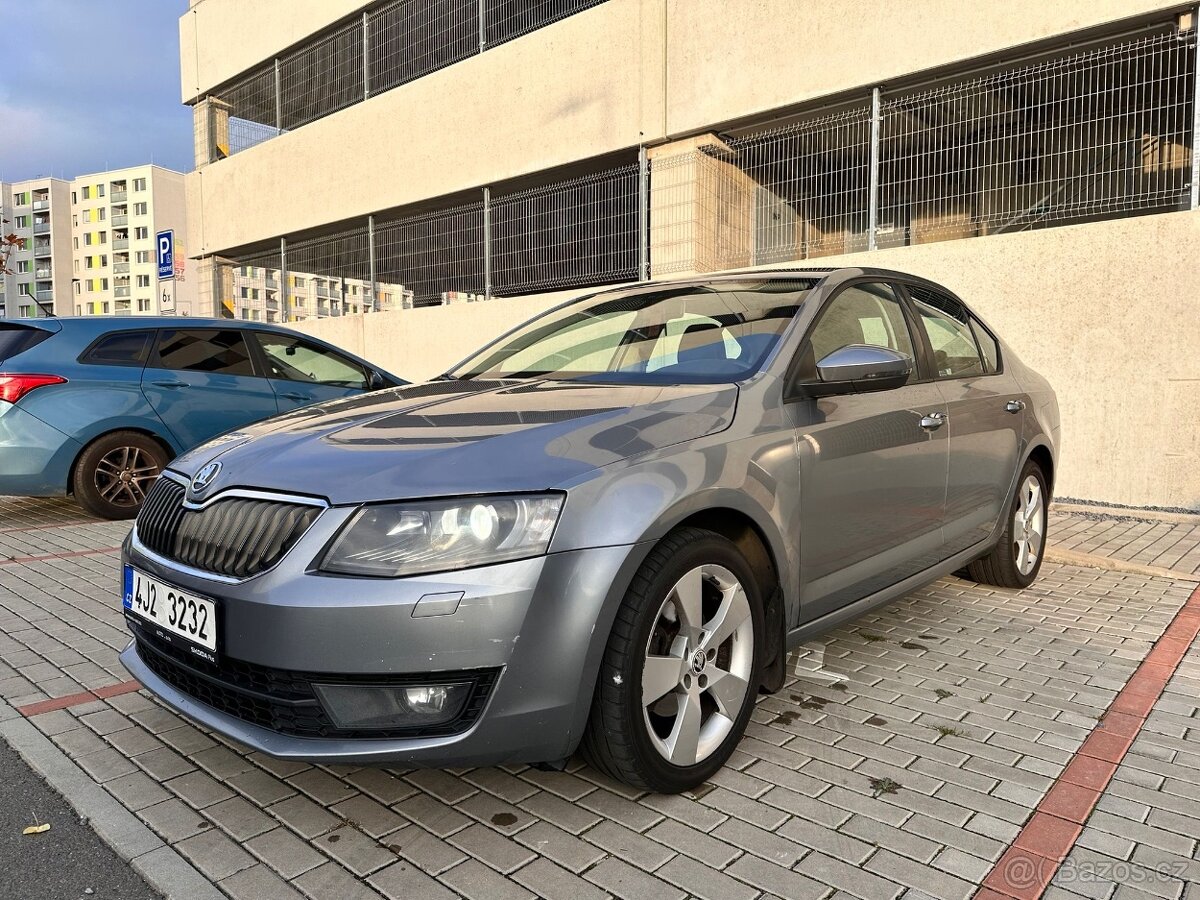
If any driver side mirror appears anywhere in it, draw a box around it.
[799,344,913,397]
[367,370,386,391]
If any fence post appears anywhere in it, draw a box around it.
[482,187,492,301]
[478,0,486,53]
[1191,8,1200,209]
[368,215,378,311]
[362,11,371,100]
[274,58,283,134]
[868,86,881,251]
[638,145,649,281]
[209,257,222,318]
[280,237,289,322]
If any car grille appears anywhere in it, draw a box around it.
[136,477,322,578]
[130,625,499,740]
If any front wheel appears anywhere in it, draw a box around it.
[582,528,763,792]
[73,431,168,520]
[967,459,1049,589]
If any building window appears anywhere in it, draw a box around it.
[134,202,148,215]
[15,191,29,205]
[16,261,30,274]
[97,184,105,198]
[19,305,32,317]
[82,209,92,223]
[18,283,32,296]
[99,231,108,244]
[135,250,150,263]
[134,227,149,240]
[136,275,151,288]
[81,186,91,200]
[14,215,29,228]
[102,301,110,313]
[99,208,107,221]
[84,233,92,246]
[133,178,147,192]
[71,191,77,205]
[73,237,79,250]
[137,298,151,311]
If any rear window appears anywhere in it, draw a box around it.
[79,331,153,367]
[0,325,51,364]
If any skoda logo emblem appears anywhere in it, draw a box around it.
[191,461,222,495]
[690,649,706,676]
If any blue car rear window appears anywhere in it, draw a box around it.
[0,325,51,363]
[79,331,153,367]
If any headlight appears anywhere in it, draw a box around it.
[319,494,564,577]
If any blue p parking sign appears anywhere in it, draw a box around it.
[157,230,175,280]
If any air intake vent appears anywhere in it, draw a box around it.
[136,477,321,578]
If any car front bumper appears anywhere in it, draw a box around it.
[120,516,646,766]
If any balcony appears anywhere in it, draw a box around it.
[33,242,51,257]
[111,190,128,203]
[35,290,53,303]
[113,238,129,250]
[32,200,49,212]
[33,222,50,235]
[265,277,279,289]
[34,267,52,279]
[114,286,131,298]
[111,214,128,227]
[113,262,130,274]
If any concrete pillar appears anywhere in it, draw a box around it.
[647,134,755,277]
[193,98,232,167]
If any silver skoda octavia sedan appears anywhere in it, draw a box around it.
[120,268,1058,792]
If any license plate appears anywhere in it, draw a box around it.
[123,566,217,661]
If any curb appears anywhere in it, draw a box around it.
[0,696,225,900]
[1054,502,1200,526]
[1044,546,1200,583]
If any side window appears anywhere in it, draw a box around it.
[80,331,152,367]
[256,334,369,389]
[907,286,984,379]
[154,330,256,377]
[808,282,916,365]
[970,318,1001,373]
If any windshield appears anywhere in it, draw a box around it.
[450,279,819,384]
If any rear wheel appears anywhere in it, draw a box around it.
[73,431,168,520]
[583,528,762,792]
[967,459,1048,589]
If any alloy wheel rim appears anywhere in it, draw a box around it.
[641,564,754,768]
[1012,474,1045,576]
[95,446,160,508]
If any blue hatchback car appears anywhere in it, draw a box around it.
[0,317,402,519]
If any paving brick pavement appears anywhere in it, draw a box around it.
[1049,507,1200,579]
[0,495,1198,900]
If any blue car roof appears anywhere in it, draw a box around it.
[9,316,299,334]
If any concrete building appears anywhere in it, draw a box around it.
[0,177,73,318]
[1,166,196,318]
[178,0,1200,509]
[68,165,197,318]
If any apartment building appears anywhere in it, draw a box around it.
[178,0,1200,509]
[1,166,196,319]
[0,177,73,318]
[69,165,197,318]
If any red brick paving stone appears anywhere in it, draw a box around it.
[1038,781,1101,825]
[1057,756,1117,792]
[1077,729,1135,764]
[16,689,98,717]
[1013,813,1082,861]
[93,680,141,699]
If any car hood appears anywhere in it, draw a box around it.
[170,379,737,504]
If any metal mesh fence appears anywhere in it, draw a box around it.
[194,0,612,165]
[483,0,608,47]
[375,201,486,307]
[878,30,1196,245]
[368,0,478,94]
[285,225,375,318]
[491,165,639,295]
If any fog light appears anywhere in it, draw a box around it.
[312,682,472,730]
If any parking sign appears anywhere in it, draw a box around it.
[157,230,174,280]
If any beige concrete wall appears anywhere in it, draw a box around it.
[185,0,665,255]
[289,211,1200,511]
[180,0,368,103]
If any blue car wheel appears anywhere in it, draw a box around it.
[72,430,169,520]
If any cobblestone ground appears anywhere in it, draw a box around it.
[1052,508,1200,578]
[0,497,1197,900]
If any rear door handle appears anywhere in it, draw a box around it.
[151,380,188,389]
[1005,400,1026,414]
[919,412,947,430]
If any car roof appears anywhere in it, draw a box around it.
[5,316,306,335]
[601,267,956,293]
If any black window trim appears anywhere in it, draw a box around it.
[894,280,1003,381]
[149,327,264,379]
[76,329,155,369]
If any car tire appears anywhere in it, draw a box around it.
[73,431,169,520]
[967,459,1049,589]
[582,527,763,793]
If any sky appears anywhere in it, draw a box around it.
[0,0,193,182]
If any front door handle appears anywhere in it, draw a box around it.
[151,380,188,389]
[919,412,947,431]
[280,392,314,402]
[1005,400,1026,414]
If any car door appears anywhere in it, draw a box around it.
[252,331,374,412]
[904,284,1025,558]
[141,328,280,450]
[791,280,950,622]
